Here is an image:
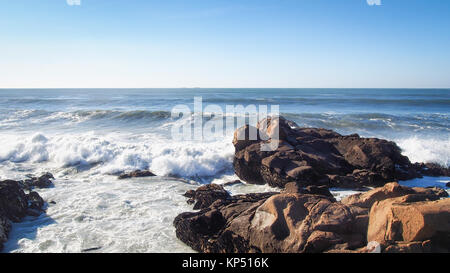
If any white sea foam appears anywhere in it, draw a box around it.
[397,136,450,166]
[2,176,199,253]
[0,131,235,180]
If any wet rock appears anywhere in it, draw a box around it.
[0,180,29,222]
[118,170,156,179]
[0,179,46,251]
[413,163,450,177]
[223,180,243,186]
[446,182,450,188]
[22,173,55,190]
[0,216,11,251]
[367,196,450,252]
[233,116,445,188]
[27,191,45,211]
[184,184,231,210]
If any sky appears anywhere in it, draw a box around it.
[0,0,449,88]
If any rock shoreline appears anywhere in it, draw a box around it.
[0,174,53,251]
[175,117,450,253]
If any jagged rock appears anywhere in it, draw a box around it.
[0,179,46,251]
[27,191,45,212]
[0,180,29,222]
[184,184,231,210]
[367,196,450,251]
[413,163,450,177]
[0,216,11,251]
[341,182,444,209]
[174,191,367,253]
[22,173,55,190]
[118,170,156,179]
[233,116,447,188]
[223,180,243,186]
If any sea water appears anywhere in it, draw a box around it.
[0,88,448,252]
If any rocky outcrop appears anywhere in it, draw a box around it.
[233,116,448,188]
[174,182,449,253]
[118,170,156,179]
[0,179,46,251]
[367,196,450,252]
[184,184,231,210]
[21,173,54,190]
[341,182,448,208]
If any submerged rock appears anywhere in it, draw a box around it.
[118,170,156,179]
[233,116,447,189]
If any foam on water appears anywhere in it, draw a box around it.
[2,176,199,253]
[397,136,450,166]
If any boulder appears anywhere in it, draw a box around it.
[22,173,55,190]
[367,196,450,251]
[341,182,445,209]
[174,191,368,253]
[184,184,231,210]
[233,116,447,188]
[118,170,156,179]
[0,179,46,251]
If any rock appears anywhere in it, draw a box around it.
[341,182,444,209]
[446,182,450,188]
[233,116,445,188]
[118,170,156,179]
[174,191,368,253]
[22,173,55,190]
[223,180,243,186]
[367,196,450,251]
[27,191,45,211]
[383,240,432,253]
[0,179,46,251]
[413,162,450,177]
[184,184,231,210]
[0,180,29,222]
[282,182,335,200]
[0,216,11,252]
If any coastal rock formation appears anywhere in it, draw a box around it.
[341,182,447,208]
[0,179,46,251]
[233,116,448,188]
[22,173,55,190]
[118,170,156,179]
[174,182,449,253]
[184,184,231,210]
[368,196,450,251]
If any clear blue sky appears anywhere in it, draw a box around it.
[0,0,449,88]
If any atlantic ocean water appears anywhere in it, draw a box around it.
[0,88,449,252]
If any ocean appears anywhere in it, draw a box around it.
[0,88,449,253]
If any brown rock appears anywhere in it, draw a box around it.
[174,191,367,253]
[367,196,450,249]
[233,116,427,189]
[184,184,231,210]
[340,182,439,209]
